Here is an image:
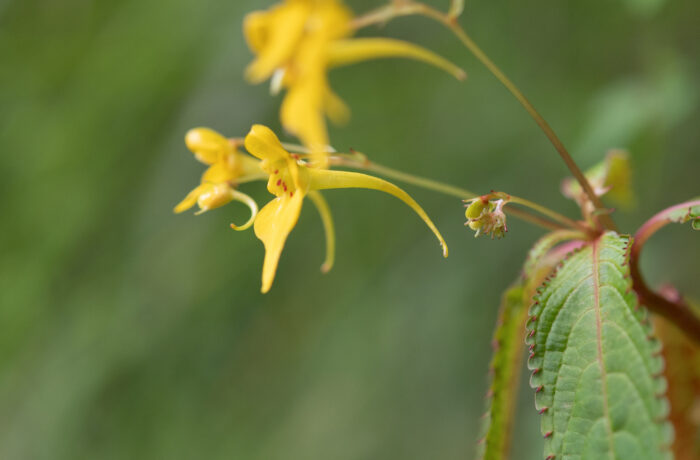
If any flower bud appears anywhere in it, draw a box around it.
[186,128,230,165]
[196,183,234,214]
[464,198,508,239]
[465,199,487,219]
[468,220,482,231]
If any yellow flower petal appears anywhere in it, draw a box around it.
[307,190,335,273]
[239,153,265,177]
[185,127,230,165]
[309,0,353,41]
[323,86,350,125]
[202,162,236,184]
[280,78,330,168]
[254,192,306,293]
[244,2,311,83]
[326,38,467,81]
[229,190,259,231]
[173,184,206,214]
[244,124,290,162]
[307,169,448,257]
[242,11,268,54]
[244,124,308,194]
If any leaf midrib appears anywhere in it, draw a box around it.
[593,238,615,460]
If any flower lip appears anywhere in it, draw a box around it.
[248,123,451,291]
[244,124,309,197]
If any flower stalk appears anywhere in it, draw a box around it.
[351,1,617,232]
[328,152,588,234]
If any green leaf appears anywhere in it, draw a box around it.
[476,283,528,460]
[526,232,672,460]
[521,230,585,280]
[561,150,634,209]
[666,201,700,229]
[478,231,584,460]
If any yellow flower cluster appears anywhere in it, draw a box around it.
[174,128,262,227]
[244,0,465,167]
[176,125,446,293]
[176,0,462,292]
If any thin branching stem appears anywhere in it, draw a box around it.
[488,192,594,236]
[351,1,617,232]
[328,154,582,233]
[232,136,586,233]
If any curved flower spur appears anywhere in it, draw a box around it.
[169,2,700,458]
[175,124,448,294]
[243,124,448,293]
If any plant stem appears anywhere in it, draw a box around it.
[329,154,580,233]
[355,159,478,200]
[629,200,700,344]
[632,200,700,249]
[351,1,617,232]
[503,207,571,233]
[493,193,593,235]
[233,136,585,233]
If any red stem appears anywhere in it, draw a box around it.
[630,200,700,344]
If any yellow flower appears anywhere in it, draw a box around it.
[174,127,263,229]
[243,0,466,165]
[244,124,448,293]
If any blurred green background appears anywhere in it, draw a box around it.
[1,0,698,458]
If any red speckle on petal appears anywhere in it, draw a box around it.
[274,169,278,174]
[289,192,293,197]
[276,179,281,186]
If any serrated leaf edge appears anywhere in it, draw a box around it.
[524,233,673,459]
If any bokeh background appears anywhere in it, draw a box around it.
[1,0,698,458]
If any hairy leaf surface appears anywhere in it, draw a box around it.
[478,231,584,460]
[526,232,672,460]
[521,230,585,279]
